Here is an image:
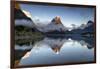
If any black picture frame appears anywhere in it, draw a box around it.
[11,0,96,68]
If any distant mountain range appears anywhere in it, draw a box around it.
[14,7,94,35]
[71,20,94,35]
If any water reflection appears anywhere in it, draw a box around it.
[14,36,94,66]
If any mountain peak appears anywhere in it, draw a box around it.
[88,20,93,24]
[87,20,94,27]
[51,16,62,24]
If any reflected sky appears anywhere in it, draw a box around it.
[15,37,94,66]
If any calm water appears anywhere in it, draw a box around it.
[14,36,94,66]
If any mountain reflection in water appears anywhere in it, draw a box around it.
[14,36,94,66]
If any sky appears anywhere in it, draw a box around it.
[20,4,95,27]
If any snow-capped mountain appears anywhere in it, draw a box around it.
[37,16,67,32]
[77,20,94,30]
[14,4,35,28]
[71,20,94,34]
[14,3,94,34]
[82,20,94,33]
